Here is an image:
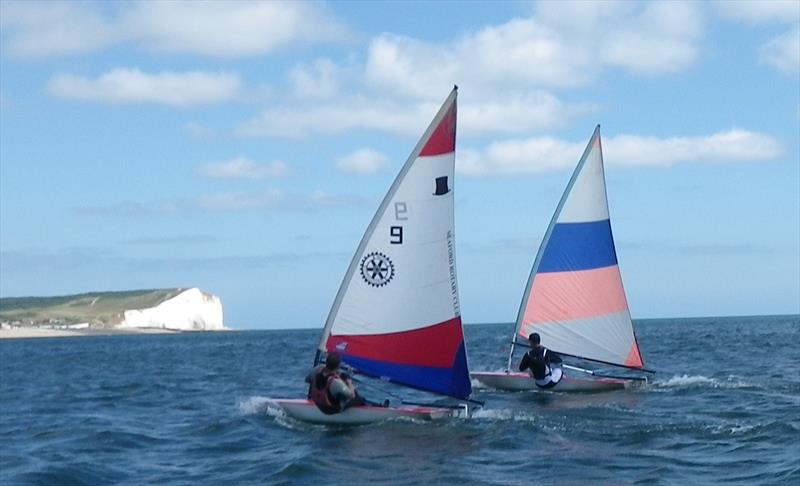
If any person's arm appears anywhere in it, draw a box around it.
[330,378,356,401]
[305,364,322,384]
[342,376,358,398]
[518,353,530,372]
[546,349,563,364]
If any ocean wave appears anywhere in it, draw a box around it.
[245,396,379,430]
[470,378,490,389]
[469,408,538,423]
[4,320,797,484]
[654,374,754,390]
[237,395,273,415]
[715,424,755,435]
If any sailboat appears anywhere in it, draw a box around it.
[472,126,652,392]
[269,87,478,424]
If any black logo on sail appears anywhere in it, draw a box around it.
[433,176,450,196]
[360,251,395,287]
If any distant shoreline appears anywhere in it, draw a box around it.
[0,327,221,340]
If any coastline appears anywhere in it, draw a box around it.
[0,327,183,340]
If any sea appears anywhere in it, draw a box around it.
[1,315,798,485]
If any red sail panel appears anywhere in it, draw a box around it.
[419,101,457,156]
[326,317,463,368]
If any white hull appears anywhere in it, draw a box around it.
[267,398,464,425]
[471,371,635,392]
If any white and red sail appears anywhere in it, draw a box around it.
[516,126,644,369]
[319,88,471,399]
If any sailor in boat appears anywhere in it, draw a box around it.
[305,352,364,414]
[518,333,564,389]
[306,352,383,414]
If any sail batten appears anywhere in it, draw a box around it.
[318,87,471,399]
[514,126,644,370]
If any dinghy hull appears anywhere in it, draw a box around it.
[268,398,463,425]
[471,371,633,392]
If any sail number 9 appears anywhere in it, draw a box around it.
[390,226,403,244]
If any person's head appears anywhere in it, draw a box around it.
[528,332,541,347]
[325,352,342,371]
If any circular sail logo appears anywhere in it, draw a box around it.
[360,251,395,287]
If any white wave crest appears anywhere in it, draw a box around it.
[660,375,718,387]
[470,408,538,423]
[240,396,318,430]
[471,378,491,389]
[238,396,274,415]
[656,374,753,390]
[714,423,756,435]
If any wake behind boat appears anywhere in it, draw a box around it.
[472,126,652,393]
[268,87,480,425]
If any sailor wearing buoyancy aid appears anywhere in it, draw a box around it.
[305,352,359,414]
[518,332,564,389]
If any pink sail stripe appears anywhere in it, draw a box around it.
[523,265,629,325]
[625,342,644,368]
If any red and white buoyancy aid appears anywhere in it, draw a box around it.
[309,370,342,415]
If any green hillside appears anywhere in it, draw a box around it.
[0,289,184,328]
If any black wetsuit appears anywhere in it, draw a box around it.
[519,346,562,380]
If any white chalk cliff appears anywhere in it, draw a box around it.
[117,288,225,331]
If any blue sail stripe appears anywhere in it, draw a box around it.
[538,220,618,273]
[343,343,471,399]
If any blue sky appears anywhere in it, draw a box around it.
[1,1,798,329]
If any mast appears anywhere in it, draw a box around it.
[505,125,602,370]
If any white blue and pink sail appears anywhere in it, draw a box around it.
[318,88,472,399]
[514,126,644,370]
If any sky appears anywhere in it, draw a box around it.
[0,0,798,329]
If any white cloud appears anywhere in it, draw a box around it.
[711,1,799,76]
[236,96,439,138]
[0,2,117,57]
[608,129,783,166]
[712,0,800,24]
[46,69,241,107]
[459,91,589,136]
[196,157,288,179]
[336,149,390,174]
[124,1,349,57]
[759,25,800,75]
[458,137,584,175]
[290,59,344,100]
[600,2,702,74]
[235,2,697,140]
[237,90,588,139]
[1,1,350,59]
[364,27,582,97]
[458,129,783,175]
[363,2,702,98]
